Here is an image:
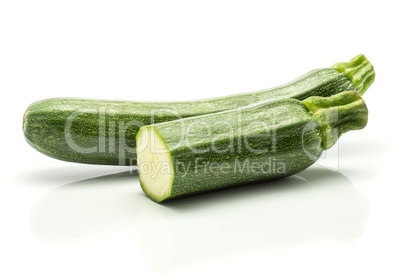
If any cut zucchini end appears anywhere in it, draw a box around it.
[136,126,174,203]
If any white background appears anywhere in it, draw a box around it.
[1,0,401,278]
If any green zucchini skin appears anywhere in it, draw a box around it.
[23,54,374,165]
[137,91,368,202]
[139,100,323,201]
[23,68,354,166]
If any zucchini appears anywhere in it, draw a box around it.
[136,91,368,202]
[23,54,374,165]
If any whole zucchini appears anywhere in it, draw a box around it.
[136,91,368,202]
[23,54,374,165]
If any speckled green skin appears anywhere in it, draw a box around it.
[139,92,369,202]
[24,68,355,165]
[141,99,324,201]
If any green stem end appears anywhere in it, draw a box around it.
[332,54,375,95]
[303,91,368,150]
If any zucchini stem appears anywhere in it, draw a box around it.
[302,91,368,150]
[332,54,375,96]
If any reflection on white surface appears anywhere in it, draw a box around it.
[30,166,369,273]
[30,171,143,243]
